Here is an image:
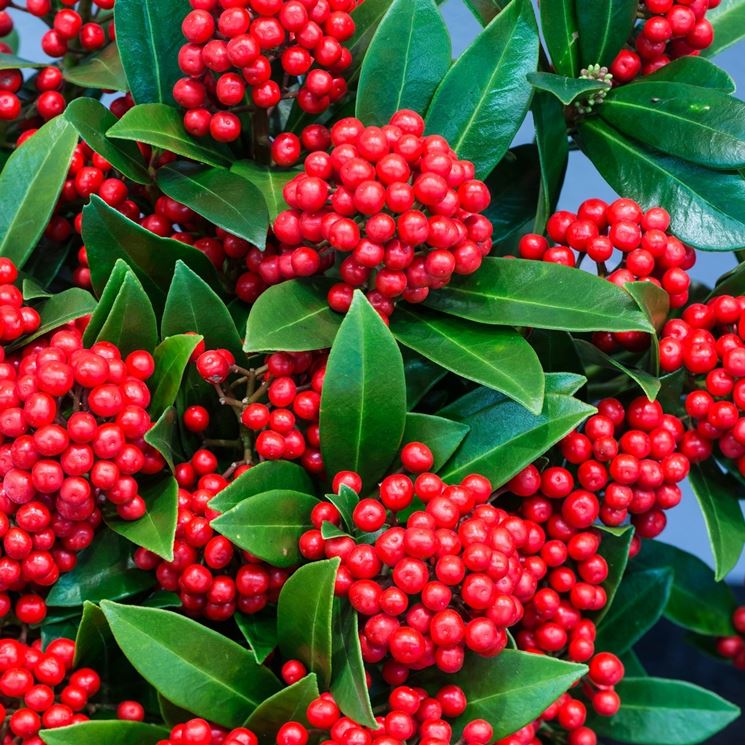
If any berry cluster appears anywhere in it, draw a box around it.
[29,0,113,59]
[271,110,493,317]
[175,0,359,143]
[0,260,41,349]
[610,0,719,83]
[0,59,67,125]
[716,606,745,670]
[510,396,690,541]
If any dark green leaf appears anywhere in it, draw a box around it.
[231,161,297,222]
[601,82,745,169]
[159,694,194,728]
[149,334,204,419]
[528,71,610,105]
[0,53,45,69]
[689,461,745,580]
[163,261,243,357]
[235,613,278,665]
[576,0,638,67]
[464,0,504,25]
[529,329,584,376]
[392,306,544,414]
[346,0,394,81]
[277,559,339,687]
[703,0,745,57]
[114,0,188,104]
[157,163,268,248]
[593,525,634,623]
[326,484,359,532]
[644,56,735,93]
[591,677,740,745]
[63,43,127,91]
[578,118,745,251]
[356,0,451,125]
[40,721,169,745]
[211,490,317,568]
[425,0,539,178]
[320,291,406,488]
[625,280,670,334]
[108,104,232,168]
[620,649,648,677]
[424,257,654,333]
[403,347,447,410]
[401,413,470,472]
[540,0,580,76]
[144,407,182,472]
[0,117,78,267]
[245,278,341,352]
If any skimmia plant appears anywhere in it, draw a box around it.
[0,0,744,744]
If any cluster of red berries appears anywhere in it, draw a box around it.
[133,456,291,621]
[0,260,41,349]
[270,110,493,317]
[0,61,66,125]
[610,0,718,83]
[194,349,327,472]
[175,0,360,143]
[509,396,690,541]
[658,295,745,472]
[716,606,745,670]
[520,200,695,350]
[29,0,113,59]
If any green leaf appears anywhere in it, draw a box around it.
[591,677,740,745]
[704,0,745,57]
[149,334,204,419]
[625,280,670,334]
[231,161,297,222]
[105,476,179,562]
[277,559,339,687]
[528,71,610,105]
[40,721,169,745]
[356,0,451,125]
[0,53,46,69]
[438,377,595,485]
[539,0,580,76]
[330,602,377,728]
[157,163,268,248]
[529,329,584,377]
[101,601,281,729]
[83,262,157,354]
[235,613,278,665]
[401,413,470,473]
[578,118,745,251]
[446,651,587,739]
[464,0,504,25]
[601,82,745,170]
[0,117,78,267]
[108,104,232,168]
[245,278,342,352]
[159,694,193,728]
[163,261,243,357]
[320,291,406,488]
[593,525,634,624]
[46,530,154,608]
[211,490,318,568]
[83,195,222,311]
[595,568,673,655]
[326,484,360,532]
[636,540,737,636]
[424,257,654,333]
[644,56,735,93]
[392,306,544,414]
[63,43,127,91]
[64,98,149,185]
[425,0,539,178]
[689,461,745,580]
[403,347,447,410]
[144,407,182,472]
[346,0,395,81]
[209,461,315,514]
[245,674,319,744]
[576,0,638,67]
[114,0,188,105]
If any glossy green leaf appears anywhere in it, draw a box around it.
[231,161,297,222]
[101,601,281,728]
[392,306,544,414]
[144,407,182,472]
[108,104,232,168]
[0,53,46,69]
[114,0,188,104]
[0,117,78,267]
[320,292,406,487]
[40,721,169,745]
[591,677,740,745]
[163,261,243,357]
[601,82,745,169]
[578,118,745,251]
[529,329,584,377]
[644,56,735,93]
[235,613,278,665]
[149,334,204,419]
[209,461,315,514]
[540,0,580,76]
[278,559,339,687]
[636,540,737,636]
[403,347,447,410]
[356,0,451,125]
[245,278,341,352]
[346,0,395,79]
[211,490,318,568]
[159,694,193,728]
[106,477,179,561]
[438,376,595,485]
[595,568,673,655]
[157,163,268,248]
[593,525,634,623]
[528,72,610,105]
[401,413,470,472]
[245,674,319,743]
[46,530,153,607]
[704,0,745,57]
[625,280,670,334]
[689,461,745,580]
[425,257,654,333]
[326,484,359,532]
[576,0,638,67]
[425,0,539,178]
[63,43,127,91]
